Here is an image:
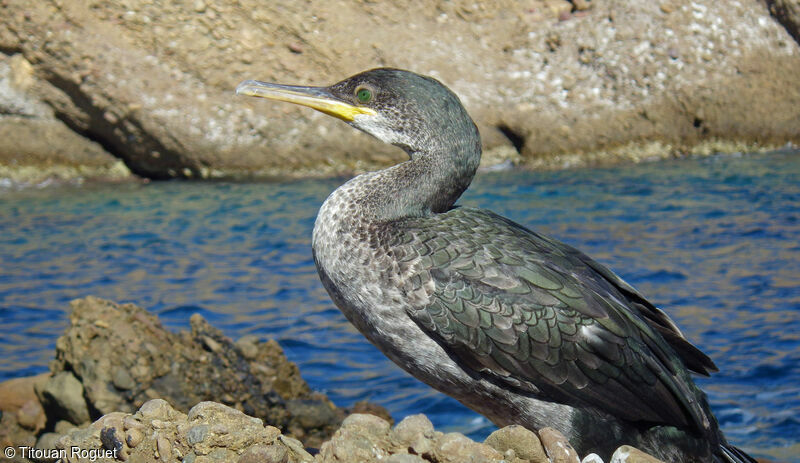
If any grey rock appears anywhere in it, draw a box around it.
[35,432,62,461]
[112,368,136,391]
[582,453,605,463]
[187,424,208,444]
[39,371,91,425]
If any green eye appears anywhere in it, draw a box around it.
[356,88,372,103]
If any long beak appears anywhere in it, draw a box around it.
[235,80,376,122]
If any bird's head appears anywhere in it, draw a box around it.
[236,68,477,156]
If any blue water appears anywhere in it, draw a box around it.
[1,150,799,460]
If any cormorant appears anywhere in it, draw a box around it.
[236,68,756,462]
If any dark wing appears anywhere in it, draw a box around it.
[393,208,713,432]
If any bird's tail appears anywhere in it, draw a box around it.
[719,444,758,463]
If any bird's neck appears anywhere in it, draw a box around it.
[354,129,481,222]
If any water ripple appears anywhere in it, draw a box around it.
[1,151,798,460]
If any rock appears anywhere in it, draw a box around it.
[768,0,800,45]
[54,420,76,435]
[37,371,91,426]
[2,0,799,181]
[56,400,300,463]
[390,414,434,447]
[348,401,394,425]
[47,296,385,448]
[316,414,392,462]
[237,443,289,463]
[0,53,132,187]
[539,427,580,463]
[572,0,592,11]
[582,453,604,463]
[485,425,548,462]
[0,373,48,433]
[35,432,62,462]
[434,432,505,463]
[610,445,666,463]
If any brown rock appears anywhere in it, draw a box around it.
[434,432,505,463]
[1,0,798,180]
[0,54,132,186]
[572,0,592,11]
[539,427,580,463]
[55,400,302,463]
[485,425,548,462]
[0,373,48,433]
[237,443,289,463]
[768,0,800,45]
[47,296,386,447]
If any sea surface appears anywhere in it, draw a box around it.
[1,150,799,460]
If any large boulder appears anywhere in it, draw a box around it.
[47,296,361,448]
[1,0,798,181]
[0,53,131,187]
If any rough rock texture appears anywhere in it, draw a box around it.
[47,403,670,463]
[0,53,131,187]
[55,399,313,463]
[0,0,798,183]
[45,296,360,448]
[539,427,581,463]
[0,295,682,463]
[765,0,800,44]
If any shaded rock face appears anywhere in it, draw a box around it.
[0,53,131,187]
[1,0,799,183]
[46,296,353,448]
[765,0,800,44]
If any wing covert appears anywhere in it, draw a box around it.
[394,208,712,432]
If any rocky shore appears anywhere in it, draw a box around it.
[0,296,679,463]
[1,0,799,186]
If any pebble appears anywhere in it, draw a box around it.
[15,400,44,430]
[187,424,208,444]
[610,445,666,463]
[485,425,548,462]
[582,453,605,463]
[126,427,144,448]
[390,413,434,446]
[112,367,136,390]
[139,399,174,420]
[539,427,580,463]
[340,413,392,436]
[156,435,172,459]
[101,426,125,453]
